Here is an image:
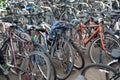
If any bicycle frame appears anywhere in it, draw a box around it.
[10,31,27,66]
[33,30,49,52]
[75,22,106,52]
[3,29,30,71]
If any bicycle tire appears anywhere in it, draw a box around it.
[18,50,55,80]
[106,60,120,80]
[35,45,57,80]
[69,38,85,70]
[1,42,13,74]
[104,31,120,44]
[5,41,25,75]
[50,38,74,80]
[81,64,117,80]
[89,36,120,64]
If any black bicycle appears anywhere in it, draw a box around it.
[81,48,120,80]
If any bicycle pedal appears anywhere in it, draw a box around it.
[80,46,87,50]
[3,70,9,75]
[0,65,9,75]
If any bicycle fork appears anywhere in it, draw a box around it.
[99,24,106,64]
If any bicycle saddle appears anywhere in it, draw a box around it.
[109,49,120,59]
[26,25,46,32]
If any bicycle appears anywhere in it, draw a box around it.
[71,12,120,64]
[40,21,75,80]
[81,63,118,80]
[27,19,85,80]
[27,25,57,80]
[81,48,120,80]
[0,16,55,80]
[106,48,120,80]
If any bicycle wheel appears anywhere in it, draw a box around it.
[19,51,55,80]
[5,41,25,75]
[34,45,57,80]
[69,38,85,70]
[1,38,27,76]
[106,60,120,80]
[50,38,74,80]
[89,36,120,64]
[1,42,13,74]
[81,64,117,80]
[104,31,120,44]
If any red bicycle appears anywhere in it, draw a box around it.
[72,17,120,64]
